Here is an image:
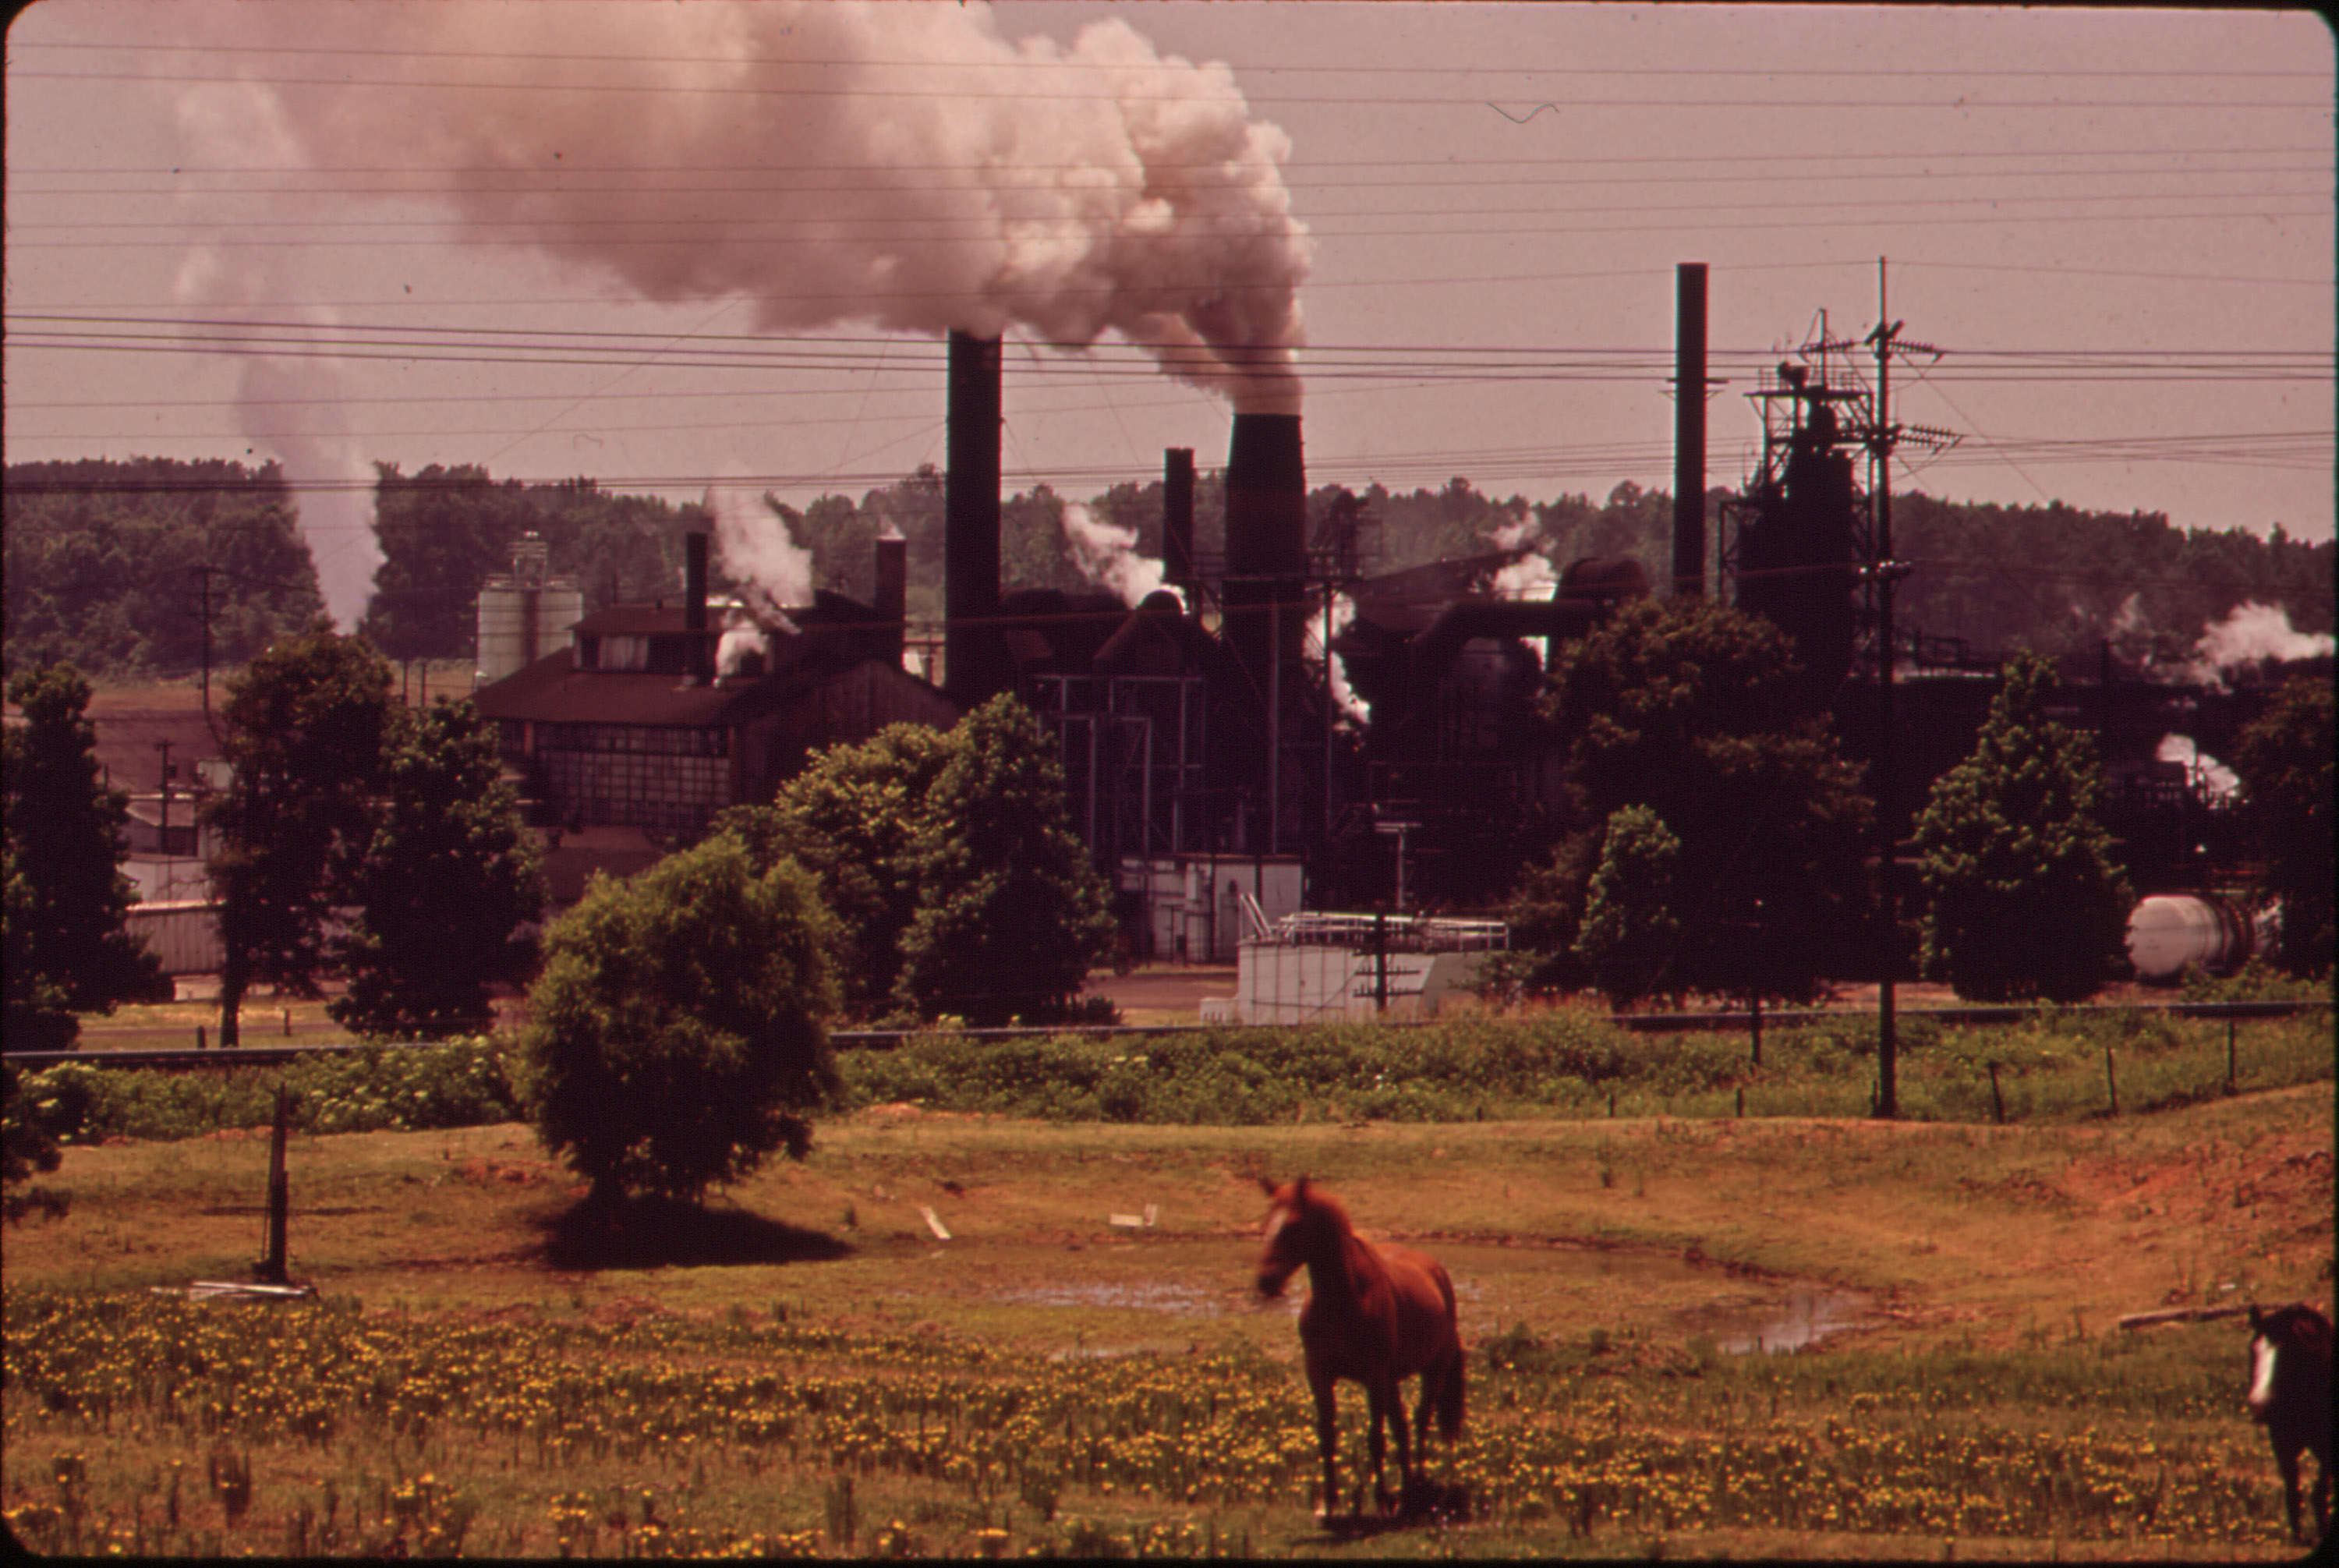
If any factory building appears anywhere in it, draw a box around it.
[470,533,956,850]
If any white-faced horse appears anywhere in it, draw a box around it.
[2245,1301,2332,1544]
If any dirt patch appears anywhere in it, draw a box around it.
[455,1157,561,1188]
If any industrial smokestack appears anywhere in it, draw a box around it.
[875,534,908,665]
[1223,412,1308,689]
[1673,261,1708,597]
[1163,448,1196,590]
[945,330,1005,706]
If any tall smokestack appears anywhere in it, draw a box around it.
[875,535,908,665]
[1223,412,1308,691]
[1673,261,1708,598]
[684,530,712,685]
[1163,448,1196,590]
[945,330,1004,706]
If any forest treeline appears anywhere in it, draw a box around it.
[5,455,2329,680]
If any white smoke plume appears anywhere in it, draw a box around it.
[251,2,1311,412]
[2190,601,2333,676]
[1060,502,1167,607]
[172,83,382,633]
[702,483,812,632]
[1490,519,1559,667]
[1304,593,1368,723]
[2156,734,2241,803]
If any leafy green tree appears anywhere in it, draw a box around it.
[895,696,1116,1026]
[1912,653,2132,1001]
[717,723,957,1019]
[2,664,167,1048]
[1573,805,1684,1009]
[330,698,547,1039]
[2229,674,2334,975]
[520,834,840,1209]
[204,627,399,1046]
[2,458,324,678]
[1513,596,1873,1007]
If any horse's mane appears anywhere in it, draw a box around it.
[2261,1302,2334,1364]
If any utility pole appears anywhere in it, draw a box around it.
[196,566,216,721]
[154,738,174,856]
[1860,258,1951,1120]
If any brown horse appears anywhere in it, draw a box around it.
[1254,1176,1465,1518]
[2246,1301,2332,1544]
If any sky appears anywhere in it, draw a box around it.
[6,1,2333,632]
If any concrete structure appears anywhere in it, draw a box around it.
[474,533,584,686]
[1231,911,1508,1024]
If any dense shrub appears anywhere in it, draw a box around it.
[12,1036,520,1145]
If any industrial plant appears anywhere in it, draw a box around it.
[456,271,2323,1012]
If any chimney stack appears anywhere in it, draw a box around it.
[945,330,1005,706]
[1162,447,1196,590]
[1222,412,1308,687]
[1672,261,1708,597]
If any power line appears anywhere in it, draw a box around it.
[16,65,2327,113]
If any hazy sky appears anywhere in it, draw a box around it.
[6,2,2332,626]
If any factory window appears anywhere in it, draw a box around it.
[538,723,727,759]
[598,634,651,671]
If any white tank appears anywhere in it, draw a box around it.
[2125,894,2247,981]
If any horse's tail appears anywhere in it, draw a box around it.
[1435,1347,1466,1441]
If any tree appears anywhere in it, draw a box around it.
[717,722,957,1019]
[520,833,840,1209]
[1912,653,2132,1002]
[1520,596,1873,1007]
[1573,805,1683,1009]
[2,664,166,1048]
[894,696,1116,1026]
[330,697,546,1039]
[2229,674,2334,975]
[204,627,399,1046]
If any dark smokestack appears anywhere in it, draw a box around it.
[1162,448,1195,589]
[875,535,908,665]
[685,530,711,685]
[1673,262,1708,597]
[946,330,1004,706]
[1223,412,1307,687]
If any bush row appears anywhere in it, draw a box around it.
[12,1036,522,1147]
[6,1004,2330,1149]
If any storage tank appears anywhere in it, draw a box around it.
[2125,894,2252,982]
[474,533,582,685]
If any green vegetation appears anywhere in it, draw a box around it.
[2,458,324,679]
[206,629,402,1048]
[1913,654,2133,1002]
[0,1280,2306,1557]
[331,698,545,1039]
[1509,596,1874,1005]
[2,664,168,1049]
[893,697,1116,1027]
[520,835,841,1208]
[13,1006,2325,1149]
[2229,673,2334,975]
[722,696,1116,1027]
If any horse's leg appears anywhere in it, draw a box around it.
[2310,1435,2331,1541]
[1311,1373,1340,1520]
[1378,1377,1414,1513]
[1363,1383,1390,1513]
[2274,1438,2304,1541]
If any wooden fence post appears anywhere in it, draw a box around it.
[2104,1045,2118,1117]
[1987,1061,2005,1125]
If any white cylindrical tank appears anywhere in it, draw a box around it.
[2125,894,2248,981]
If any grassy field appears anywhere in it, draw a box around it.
[5,1074,2330,1558]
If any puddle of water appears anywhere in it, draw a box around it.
[996,1282,1228,1315]
[1701,1290,1877,1354]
